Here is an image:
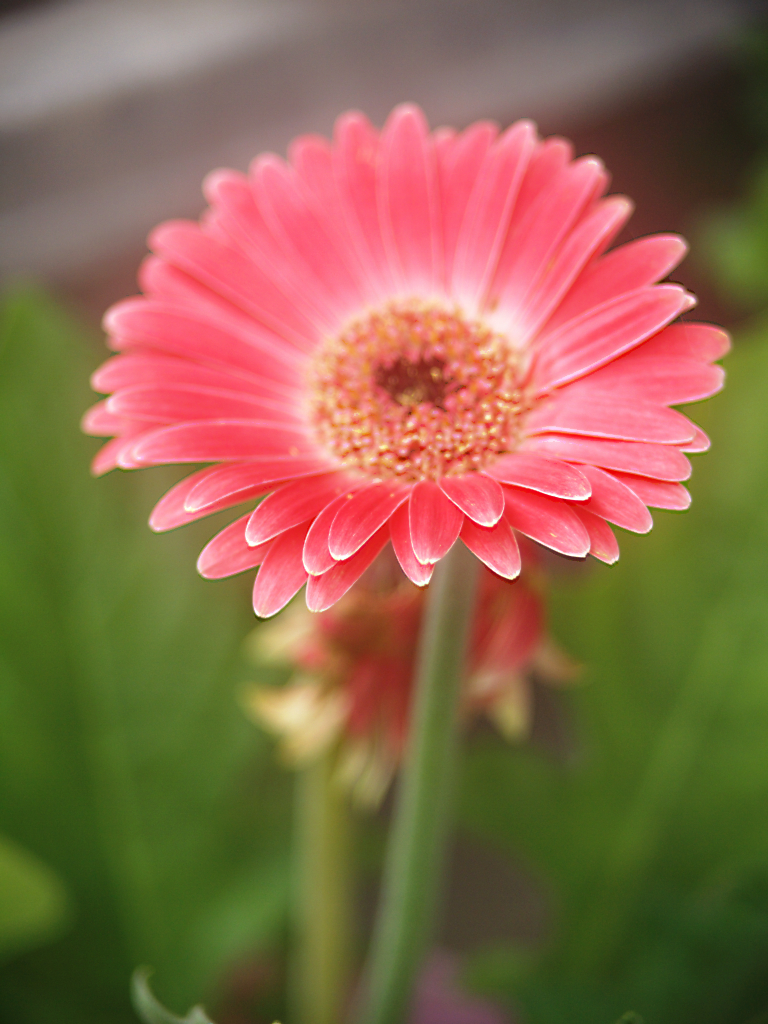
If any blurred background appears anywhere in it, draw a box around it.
[3,1,768,1022]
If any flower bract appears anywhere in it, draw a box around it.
[84,104,728,616]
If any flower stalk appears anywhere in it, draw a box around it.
[291,749,354,1024]
[359,541,480,1024]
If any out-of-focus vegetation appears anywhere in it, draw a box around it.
[0,292,292,1024]
[699,164,768,309]
[0,831,69,961]
[460,34,768,1024]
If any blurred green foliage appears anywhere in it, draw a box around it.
[0,290,292,1024]
[460,275,768,1019]
[700,166,768,310]
[0,832,70,961]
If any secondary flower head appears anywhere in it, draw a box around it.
[84,104,728,617]
[245,547,576,806]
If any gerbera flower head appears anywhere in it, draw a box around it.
[84,104,728,617]
[245,547,576,806]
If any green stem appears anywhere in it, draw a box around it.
[359,541,480,1024]
[291,749,354,1024]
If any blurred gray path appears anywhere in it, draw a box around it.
[0,0,755,281]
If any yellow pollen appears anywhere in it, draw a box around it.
[308,299,530,483]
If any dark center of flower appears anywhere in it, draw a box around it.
[308,299,530,483]
[374,356,449,409]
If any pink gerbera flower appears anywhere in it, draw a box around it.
[84,104,728,617]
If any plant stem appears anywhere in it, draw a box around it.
[291,749,354,1024]
[359,541,480,1024]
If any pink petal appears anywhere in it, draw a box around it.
[609,472,691,510]
[105,299,303,386]
[491,156,606,312]
[640,321,730,363]
[522,434,691,481]
[186,459,332,513]
[328,482,410,560]
[460,518,521,579]
[289,133,344,225]
[588,167,611,205]
[137,252,295,341]
[485,452,591,500]
[571,506,619,564]
[302,489,364,575]
[433,126,456,154]
[197,514,271,579]
[107,384,302,425]
[517,196,633,338]
[252,522,311,618]
[246,473,349,545]
[149,467,267,532]
[149,221,319,351]
[504,138,573,229]
[92,351,299,403]
[439,474,505,526]
[251,154,365,314]
[203,169,343,331]
[681,426,710,453]
[378,104,441,290]
[91,354,163,393]
[389,504,434,586]
[82,399,126,436]
[452,120,536,301]
[137,253,181,297]
[545,234,688,333]
[91,434,144,476]
[502,486,590,557]
[129,421,318,466]
[534,285,696,392]
[289,133,374,296]
[526,389,696,444]
[579,353,725,405]
[576,465,653,533]
[306,528,390,612]
[333,111,393,293]
[148,470,211,531]
[409,479,464,563]
[437,120,498,286]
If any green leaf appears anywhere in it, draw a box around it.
[460,317,768,1024]
[0,289,292,1023]
[131,970,215,1024]
[0,833,70,961]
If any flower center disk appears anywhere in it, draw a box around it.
[308,300,528,482]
